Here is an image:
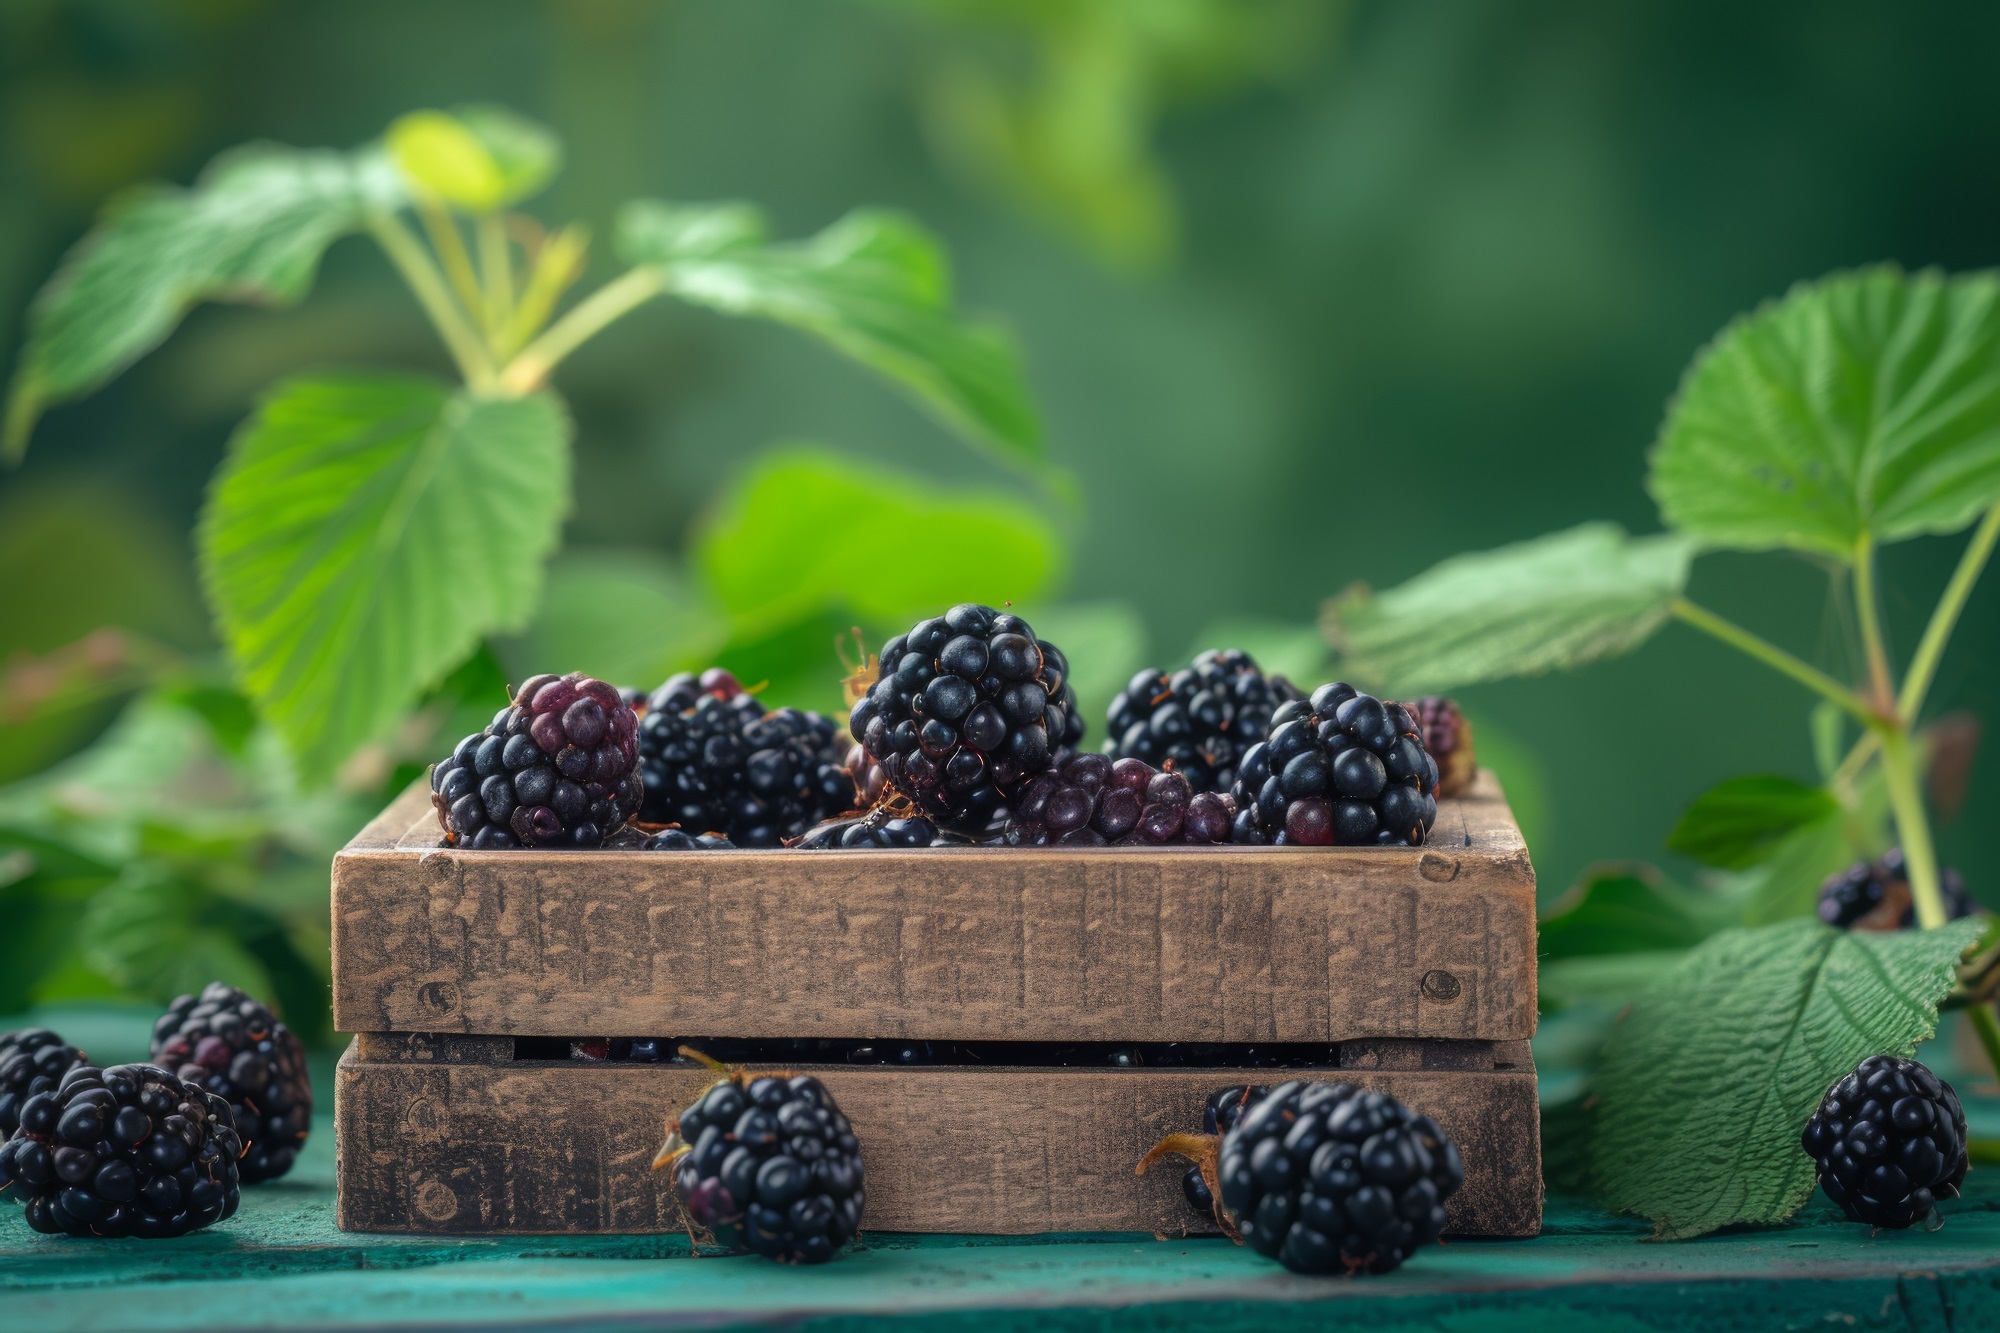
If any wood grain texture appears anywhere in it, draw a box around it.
[334,1041,1541,1238]
[332,772,1536,1044]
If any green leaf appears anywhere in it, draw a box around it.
[199,373,571,777]
[617,203,1042,467]
[4,143,403,461]
[1589,916,1982,1239]
[1650,266,2000,558]
[1665,775,1841,870]
[387,106,560,212]
[1322,523,1697,694]
[1538,864,1736,961]
[500,548,728,694]
[694,444,1063,638]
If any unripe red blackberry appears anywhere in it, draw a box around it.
[1107,649,1303,794]
[1000,752,1234,845]
[151,982,311,1183]
[430,672,643,848]
[849,604,1083,830]
[1405,696,1476,798]
[0,1028,87,1139]
[1230,683,1439,846]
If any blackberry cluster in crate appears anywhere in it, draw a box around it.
[0,1062,241,1238]
[0,1028,87,1138]
[1218,1080,1463,1274]
[1801,1054,1968,1230]
[1816,850,1975,931]
[849,604,1083,830]
[997,752,1233,845]
[646,829,737,851]
[431,672,643,848]
[151,982,312,1183]
[1404,696,1476,798]
[1183,1086,1270,1218]
[638,668,855,847]
[1231,684,1438,846]
[1106,650,1303,794]
[659,1070,865,1264]
[796,807,939,848]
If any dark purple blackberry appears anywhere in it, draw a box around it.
[1801,1054,1968,1230]
[849,604,1083,830]
[1000,752,1234,845]
[1405,696,1476,798]
[1218,1081,1462,1274]
[657,1069,865,1263]
[1230,683,1438,846]
[1183,1086,1269,1217]
[430,672,643,848]
[0,1062,242,1238]
[1817,850,1975,931]
[0,1028,87,1139]
[1107,649,1303,793]
[796,807,939,848]
[638,669,856,847]
[150,981,311,1184]
[645,829,737,851]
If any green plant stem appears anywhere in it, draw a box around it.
[1878,725,1950,930]
[1898,503,2000,721]
[1968,1005,2000,1087]
[1852,535,1895,712]
[368,215,497,390]
[417,200,488,335]
[500,265,667,392]
[477,214,514,335]
[496,223,589,358]
[1828,728,1880,795]
[1670,597,1879,724]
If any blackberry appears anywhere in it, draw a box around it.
[1405,696,1476,798]
[150,982,311,1184]
[430,672,643,848]
[1183,1086,1269,1218]
[849,604,1083,830]
[0,1028,87,1139]
[0,1062,242,1238]
[999,752,1234,845]
[638,669,855,847]
[656,1067,865,1263]
[1801,1054,1968,1230]
[796,807,939,848]
[1230,683,1438,846]
[645,829,738,851]
[1107,649,1303,793]
[1817,850,1975,931]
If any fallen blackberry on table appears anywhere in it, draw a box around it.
[0,1062,241,1238]
[1230,683,1439,846]
[849,604,1083,830]
[795,807,939,848]
[1802,1054,1968,1230]
[1182,1086,1270,1219]
[656,1062,865,1263]
[999,752,1234,845]
[639,669,855,847]
[0,1028,87,1139]
[151,982,311,1184]
[1405,696,1476,798]
[1107,649,1303,794]
[645,829,738,851]
[431,672,644,848]
[1816,849,1975,931]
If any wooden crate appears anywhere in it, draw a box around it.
[332,771,1541,1238]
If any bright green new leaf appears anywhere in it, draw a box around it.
[617,203,1042,467]
[1665,774,1841,870]
[1589,916,1982,1239]
[199,374,571,777]
[694,444,1062,638]
[387,106,560,212]
[1322,523,1697,694]
[1538,864,1735,961]
[1650,266,2000,558]
[3,144,403,462]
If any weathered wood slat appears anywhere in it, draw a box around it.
[334,1041,1541,1237]
[332,773,1536,1044]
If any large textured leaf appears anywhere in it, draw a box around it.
[199,374,570,776]
[1322,523,1696,694]
[1650,267,2000,558]
[1590,917,1983,1239]
[1665,775,1841,870]
[618,203,1041,467]
[4,144,404,461]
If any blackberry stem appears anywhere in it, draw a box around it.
[368,213,497,390]
[416,198,488,332]
[1878,727,1949,931]
[1669,597,1879,724]
[1852,535,1897,713]
[502,265,669,392]
[1899,503,2000,721]
[1967,1006,2000,1090]
[477,214,515,336]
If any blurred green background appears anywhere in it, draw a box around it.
[3,0,1996,1042]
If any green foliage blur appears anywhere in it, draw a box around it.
[4,0,2000,1051]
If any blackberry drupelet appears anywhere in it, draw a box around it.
[999,752,1234,845]
[0,1062,241,1238]
[795,808,939,848]
[1802,1054,1968,1230]
[1219,1081,1463,1274]
[638,669,855,847]
[151,982,312,1183]
[656,1067,865,1263]
[645,829,737,851]
[848,604,1083,830]
[1107,649,1303,793]
[430,672,643,848]
[1230,683,1439,846]
[1817,850,1975,931]
[1405,696,1476,798]
[1183,1086,1270,1218]
[0,1028,87,1139]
